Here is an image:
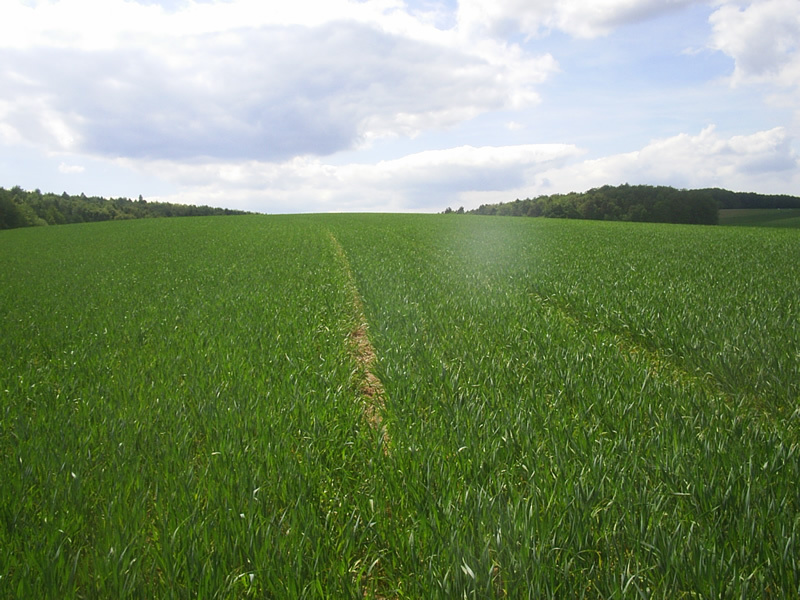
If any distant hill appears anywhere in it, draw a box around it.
[0,186,249,230]
[462,184,800,225]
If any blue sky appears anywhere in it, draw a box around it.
[1,0,798,213]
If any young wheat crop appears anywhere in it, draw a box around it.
[1,214,798,598]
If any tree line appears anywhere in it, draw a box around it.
[0,186,248,230]
[462,184,800,225]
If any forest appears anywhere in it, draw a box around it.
[0,186,247,229]
[465,184,800,224]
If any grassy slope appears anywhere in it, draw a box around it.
[719,208,800,227]
[1,215,799,598]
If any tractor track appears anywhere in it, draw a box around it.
[328,231,390,453]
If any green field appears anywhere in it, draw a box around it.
[1,215,799,598]
[719,208,800,228]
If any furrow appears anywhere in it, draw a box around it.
[328,231,390,453]
[531,292,726,400]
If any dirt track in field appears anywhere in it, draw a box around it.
[328,232,390,453]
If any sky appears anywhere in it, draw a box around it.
[1,0,799,213]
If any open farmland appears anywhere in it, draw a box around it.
[718,208,800,228]
[1,214,799,598]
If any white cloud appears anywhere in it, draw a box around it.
[0,93,83,152]
[150,126,794,213]
[132,143,582,212]
[2,0,798,212]
[709,0,800,87]
[0,0,556,162]
[0,99,23,145]
[457,0,703,39]
[58,162,85,174]
[524,126,800,197]
[707,1,800,138]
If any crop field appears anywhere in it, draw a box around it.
[1,214,799,598]
[719,208,800,228]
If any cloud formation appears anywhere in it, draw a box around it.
[58,162,85,174]
[525,126,800,197]
[0,0,798,212]
[457,0,703,39]
[132,126,798,213]
[136,143,581,212]
[0,0,556,161]
[709,0,800,86]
